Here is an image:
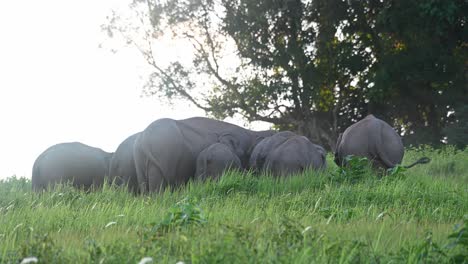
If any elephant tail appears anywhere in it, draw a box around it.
[403,157,431,169]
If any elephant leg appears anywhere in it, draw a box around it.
[147,162,168,193]
[133,144,149,194]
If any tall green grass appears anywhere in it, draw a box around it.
[0,146,466,263]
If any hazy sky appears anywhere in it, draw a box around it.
[0,0,268,179]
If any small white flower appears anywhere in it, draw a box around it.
[376,212,386,221]
[302,226,312,234]
[250,217,260,224]
[138,257,153,264]
[105,221,117,228]
[13,223,23,232]
[176,261,185,264]
[20,257,38,264]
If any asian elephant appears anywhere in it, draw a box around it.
[133,117,268,193]
[264,136,327,176]
[195,143,242,180]
[32,142,113,191]
[334,114,430,170]
[249,131,297,172]
[108,132,140,193]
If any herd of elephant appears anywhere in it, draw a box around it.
[32,115,430,194]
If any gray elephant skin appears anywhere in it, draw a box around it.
[133,117,274,193]
[108,132,140,193]
[195,143,242,180]
[264,135,327,176]
[249,131,297,172]
[32,142,113,191]
[334,114,429,170]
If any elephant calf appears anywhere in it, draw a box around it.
[32,142,113,191]
[195,143,242,180]
[133,117,273,193]
[264,136,327,176]
[249,131,297,172]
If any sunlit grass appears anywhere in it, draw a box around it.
[0,146,466,263]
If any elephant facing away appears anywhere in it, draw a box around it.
[32,142,113,191]
[181,117,263,168]
[133,117,261,193]
[108,132,140,193]
[264,136,327,176]
[249,131,297,172]
[195,143,242,180]
[334,114,429,170]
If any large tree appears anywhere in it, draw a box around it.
[104,0,467,149]
[347,0,467,146]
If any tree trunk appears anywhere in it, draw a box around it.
[297,117,337,151]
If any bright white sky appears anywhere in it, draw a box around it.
[0,0,268,179]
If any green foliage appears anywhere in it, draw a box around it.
[446,216,468,263]
[19,233,65,263]
[334,155,374,183]
[105,0,467,149]
[444,104,468,149]
[0,147,466,263]
[387,164,408,178]
[153,198,207,232]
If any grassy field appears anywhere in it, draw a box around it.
[0,146,467,263]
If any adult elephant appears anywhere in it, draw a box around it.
[264,136,327,176]
[133,117,270,193]
[334,114,430,170]
[108,132,140,193]
[195,143,242,180]
[249,131,297,172]
[32,142,113,191]
[180,117,275,168]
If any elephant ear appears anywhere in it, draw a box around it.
[315,144,326,156]
[249,134,267,154]
[218,133,240,152]
[314,144,327,163]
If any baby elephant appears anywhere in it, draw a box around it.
[264,136,327,177]
[195,143,242,180]
[249,131,297,172]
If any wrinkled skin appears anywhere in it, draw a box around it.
[264,136,327,176]
[32,142,113,191]
[250,130,277,148]
[108,132,140,193]
[195,143,242,180]
[334,114,404,169]
[249,131,297,172]
[133,117,266,193]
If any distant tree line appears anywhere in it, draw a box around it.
[105,0,467,150]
